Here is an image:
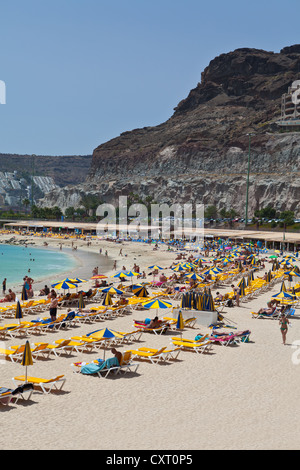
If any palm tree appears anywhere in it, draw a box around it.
[22,198,30,214]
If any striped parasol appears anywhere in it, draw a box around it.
[21,341,33,383]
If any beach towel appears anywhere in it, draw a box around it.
[80,357,120,375]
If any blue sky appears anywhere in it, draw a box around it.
[0,0,299,156]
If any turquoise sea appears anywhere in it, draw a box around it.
[0,244,77,290]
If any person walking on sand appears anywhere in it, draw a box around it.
[2,278,6,294]
[49,291,58,322]
[279,313,289,345]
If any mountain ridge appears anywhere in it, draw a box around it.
[39,45,300,216]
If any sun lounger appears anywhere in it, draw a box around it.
[71,357,121,378]
[12,375,66,394]
[0,344,26,362]
[137,346,182,362]
[126,347,168,363]
[118,351,140,374]
[38,339,75,357]
[0,383,34,405]
[70,335,110,352]
[133,321,170,335]
[170,339,212,354]
[251,307,280,319]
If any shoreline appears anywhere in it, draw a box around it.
[1,232,299,450]
[0,235,115,295]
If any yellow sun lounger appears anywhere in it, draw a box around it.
[0,345,26,362]
[12,375,66,394]
[126,347,168,363]
[171,339,212,354]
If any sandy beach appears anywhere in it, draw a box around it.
[0,233,299,450]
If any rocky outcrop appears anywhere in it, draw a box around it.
[40,46,300,216]
[0,154,92,187]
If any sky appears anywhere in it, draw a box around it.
[0,0,300,156]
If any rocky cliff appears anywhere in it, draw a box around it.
[39,45,300,216]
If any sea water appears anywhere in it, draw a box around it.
[0,244,77,290]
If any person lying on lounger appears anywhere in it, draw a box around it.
[257,306,277,315]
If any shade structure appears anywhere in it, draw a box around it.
[184,272,204,281]
[147,265,163,270]
[284,270,300,278]
[272,291,295,302]
[15,300,23,324]
[86,327,124,340]
[78,293,85,310]
[69,278,88,284]
[239,282,246,297]
[102,293,113,306]
[280,281,287,292]
[112,271,128,279]
[90,274,107,280]
[132,286,149,297]
[172,265,186,272]
[21,340,33,383]
[124,271,139,277]
[21,286,28,301]
[86,328,124,360]
[238,277,246,288]
[100,286,125,295]
[51,281,77,290]
[142,299,172,316]
[180,291,215,312]
[142,299,172,309]
[176,310,184,330]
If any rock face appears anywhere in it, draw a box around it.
[40,46,300,216]
[0,154,92,187]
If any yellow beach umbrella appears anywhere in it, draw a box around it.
[15,301,23,325]
[21,341,33,384]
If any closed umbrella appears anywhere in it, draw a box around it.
[21,340,33,384]
[78,293,85,310]
[15,300,23,325]
[21,286,28,301]
[280,281,287,292]
[176,310,184,340]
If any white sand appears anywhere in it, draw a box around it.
[0,234,299,450]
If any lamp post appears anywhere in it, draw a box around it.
[245,133,253,228]
[31,154,35,208]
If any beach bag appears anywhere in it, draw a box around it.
[226,299,234,308]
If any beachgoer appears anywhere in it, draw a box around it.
[111,348,122,364]
[231,284,240,307]
[113,260,117,270]
[49,291,58,321]
[279,313,289,345]
[2,278,6,294]
[215,292,224,302]
[147,316,161,329]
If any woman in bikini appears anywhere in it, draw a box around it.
[279,313,289,345]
